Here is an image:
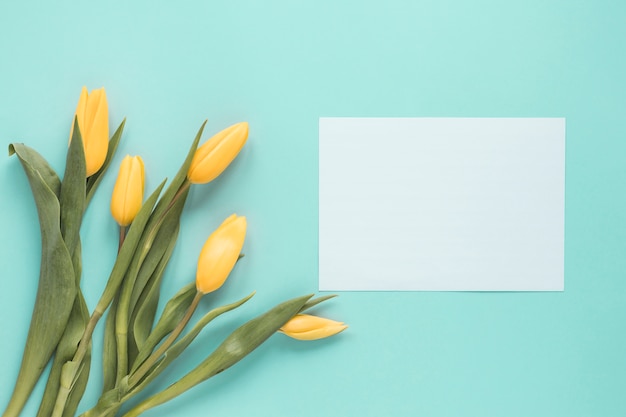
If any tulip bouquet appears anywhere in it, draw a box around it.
[3,88,346,417]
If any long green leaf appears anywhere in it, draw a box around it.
[102,293,120,393]
[49,124,89,414]
[60,292,92,417]
[127,186,190,363]
[149,121,205,223]
[122,294,313,417]
[37,241,89,417]
[129,283,196,374]
[3,144,77,417]
[128,292,255,395]
[299,294,337,313]
[8,144,61,197]
[129,186,189,319]
[129,223,180,361]
[59,118,86,256]
[76,384,124,417]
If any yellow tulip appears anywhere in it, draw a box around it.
[110,155,145,226]
[187,122,248,184]
[196,214,247,294]
[70,86,109,176]
[280,314,348,341]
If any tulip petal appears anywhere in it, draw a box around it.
[85,89,109,176]
[187,122,248,184]
[137,155,145,194]
[195,215,247,294]
[71,87,109,176]
[280,314,347,341]
[111,155,145,226]
[126,157,144,223]
[86,119,125,205]
[84,88,102,134]
[281,324,348,341]
[70,87,88,143]
[280,314,344,333]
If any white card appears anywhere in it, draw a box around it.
[319,118,565,291]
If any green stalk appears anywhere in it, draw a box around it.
[119,226,127,252]
[128,291,203,387]
[114,181,191,383]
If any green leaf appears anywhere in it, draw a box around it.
[129,283,196,374]
[3,145,77,417]
[60,118,86,257]
[127,186,190,362]
[38,123,90,415]
[86,119,125,205]
[148,120,205,223]
[299,294,337,313]
[8,144,61,197]
[36,242,89,417]
[102,293,120,393]
[59,292,92,417]
[77,384,123,417]
[129,222,180,357]
[122,294,313,417]
[129,186,189,324]
[128,292,255,393]
[61,246,91,417]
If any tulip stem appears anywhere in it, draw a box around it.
[168,179,191,213]
[119,226,127,253]
[50,309,103,417]
[128,291,203,387]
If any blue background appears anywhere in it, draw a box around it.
[1,1,625,416]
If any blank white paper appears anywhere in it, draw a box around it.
[319,118,565,291]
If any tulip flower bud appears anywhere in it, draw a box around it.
[279,314,347,341]
[187,122,248,184]
[196,214,247,294]
[110,155,145,226]
[70,87,109,176]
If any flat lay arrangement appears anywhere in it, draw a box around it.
[3,88,346,417]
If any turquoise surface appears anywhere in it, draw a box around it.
[1,1,625,416]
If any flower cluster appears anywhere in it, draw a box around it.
[4,87,346,417]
